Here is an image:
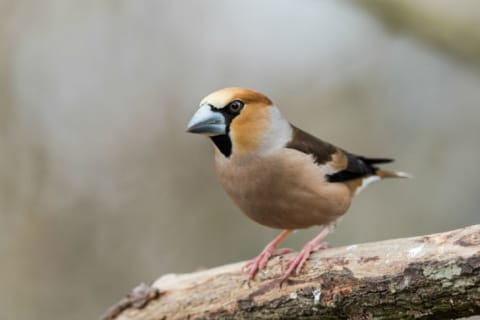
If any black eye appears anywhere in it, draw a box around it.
[228,100,244,113]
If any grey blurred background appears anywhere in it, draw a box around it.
[1,1,479,319]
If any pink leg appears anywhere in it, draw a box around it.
[245,230,293,280]
[281,225,331,283]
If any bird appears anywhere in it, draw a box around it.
[186,87,410,283]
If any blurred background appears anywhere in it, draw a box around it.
[1,0,479,319]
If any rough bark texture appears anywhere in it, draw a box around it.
[104,225,480,320]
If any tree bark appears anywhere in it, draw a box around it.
[103,225,480,320]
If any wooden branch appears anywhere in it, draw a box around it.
[104,225,480,319]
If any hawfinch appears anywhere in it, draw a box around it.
[186,87,410,282]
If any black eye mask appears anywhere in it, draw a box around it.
[209,101,244,157]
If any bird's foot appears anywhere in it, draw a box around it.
[281,242,329,283]
[245,247,293,280]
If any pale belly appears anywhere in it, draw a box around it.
[215,149,352,229]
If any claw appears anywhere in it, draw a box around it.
[281,226,331,283]
[282,245,312,281]
[285,242,328,267]
[244,229,293,280]
[246,247,294,279]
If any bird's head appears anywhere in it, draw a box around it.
[187,87,291,159]
[187,87,272,137]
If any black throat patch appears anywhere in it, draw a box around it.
[210,134,232,157]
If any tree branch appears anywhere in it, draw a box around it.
[104,225,480,319]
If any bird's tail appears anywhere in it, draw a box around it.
[376,169,413,179]
[361,156,413,179]
[353,169,412,196]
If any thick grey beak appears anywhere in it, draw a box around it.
[186,104,226,136]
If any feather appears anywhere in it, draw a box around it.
[285,125,397,183]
